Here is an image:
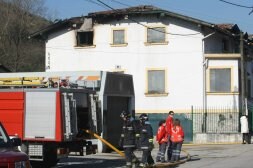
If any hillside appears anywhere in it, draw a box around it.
[0,0,51,72]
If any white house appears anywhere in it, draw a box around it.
[31,6,253,142]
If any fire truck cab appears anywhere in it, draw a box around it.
[0,71,135,166]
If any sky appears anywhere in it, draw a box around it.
[45,0,253,33]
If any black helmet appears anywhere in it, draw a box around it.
[139,113,148,121]
[120,111,131,119]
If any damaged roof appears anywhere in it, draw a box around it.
[216,23,240,34]
[30,5,241,39]
[29,17,85,39]
[88,5,161,16]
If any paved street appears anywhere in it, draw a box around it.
[31,144,253,168]
[181,144,253,168]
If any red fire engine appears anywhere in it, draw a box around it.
[0,71,135,166]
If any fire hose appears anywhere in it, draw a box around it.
[84,129,125,157]
[84,129,191,167]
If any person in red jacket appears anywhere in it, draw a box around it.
[156,120,168,163]
[165,111,174,161]
[170,119,184,162]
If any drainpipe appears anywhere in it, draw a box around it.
[202,32,215,133]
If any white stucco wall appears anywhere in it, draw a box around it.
[206,60,239,109]
[45,16,239,113]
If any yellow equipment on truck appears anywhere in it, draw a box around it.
[0,71,135,167]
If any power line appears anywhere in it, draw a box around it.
[219,0,253,15]
[96,0,201,36]
[83,0,108,9]
[110,0,131,7]
[141,0,253,31]
[219,0,252,9]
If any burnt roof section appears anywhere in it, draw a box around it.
[216,23,240,34]
[88,5,215,27]
[89,5,161,16]
[29,17,84,39]
[30,5,240,39]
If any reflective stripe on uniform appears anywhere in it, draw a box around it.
[149,139,153,142]
[121,134,124,137]
[123,145,135,148]
[140,146,149,149]
[135,134,140,137]
[127,127,133,130]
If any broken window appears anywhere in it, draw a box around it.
[147,27,166,43]
[147,69,166,94]
[76,31,93,46]
[210,68,231,92]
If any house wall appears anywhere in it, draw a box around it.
[206,59,239,109]
[204,30,238,53]
[45,15,239,114]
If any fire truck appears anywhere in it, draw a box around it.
[0,71,135,166]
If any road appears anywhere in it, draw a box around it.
[181,144,253,168]
[31,144,253,168]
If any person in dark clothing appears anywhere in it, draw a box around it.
[138,113,154,167]
[119,111,138,168]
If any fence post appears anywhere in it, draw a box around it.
[191,105,194,141]
[202,107,207,133]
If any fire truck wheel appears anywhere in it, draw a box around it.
[43,145,58,167]
[44,153,58,167]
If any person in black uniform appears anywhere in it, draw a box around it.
[138,113,154,167]
[119,111,138,168]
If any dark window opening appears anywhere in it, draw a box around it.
[77,31,93,46]
[222,39,229,52]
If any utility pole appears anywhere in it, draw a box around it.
[240,31,245,115]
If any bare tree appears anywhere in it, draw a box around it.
[0,0,49,72]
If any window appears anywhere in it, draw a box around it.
[76,31,93,46]
[222,39,229,52]
[147,27,166,43]
[210,68,231,92]
[113,29,125,45]
[147,70,166,94]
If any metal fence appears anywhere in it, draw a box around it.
[192,107,240,133]
[144,107,240,144]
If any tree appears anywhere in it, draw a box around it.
[0,0,50,72]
